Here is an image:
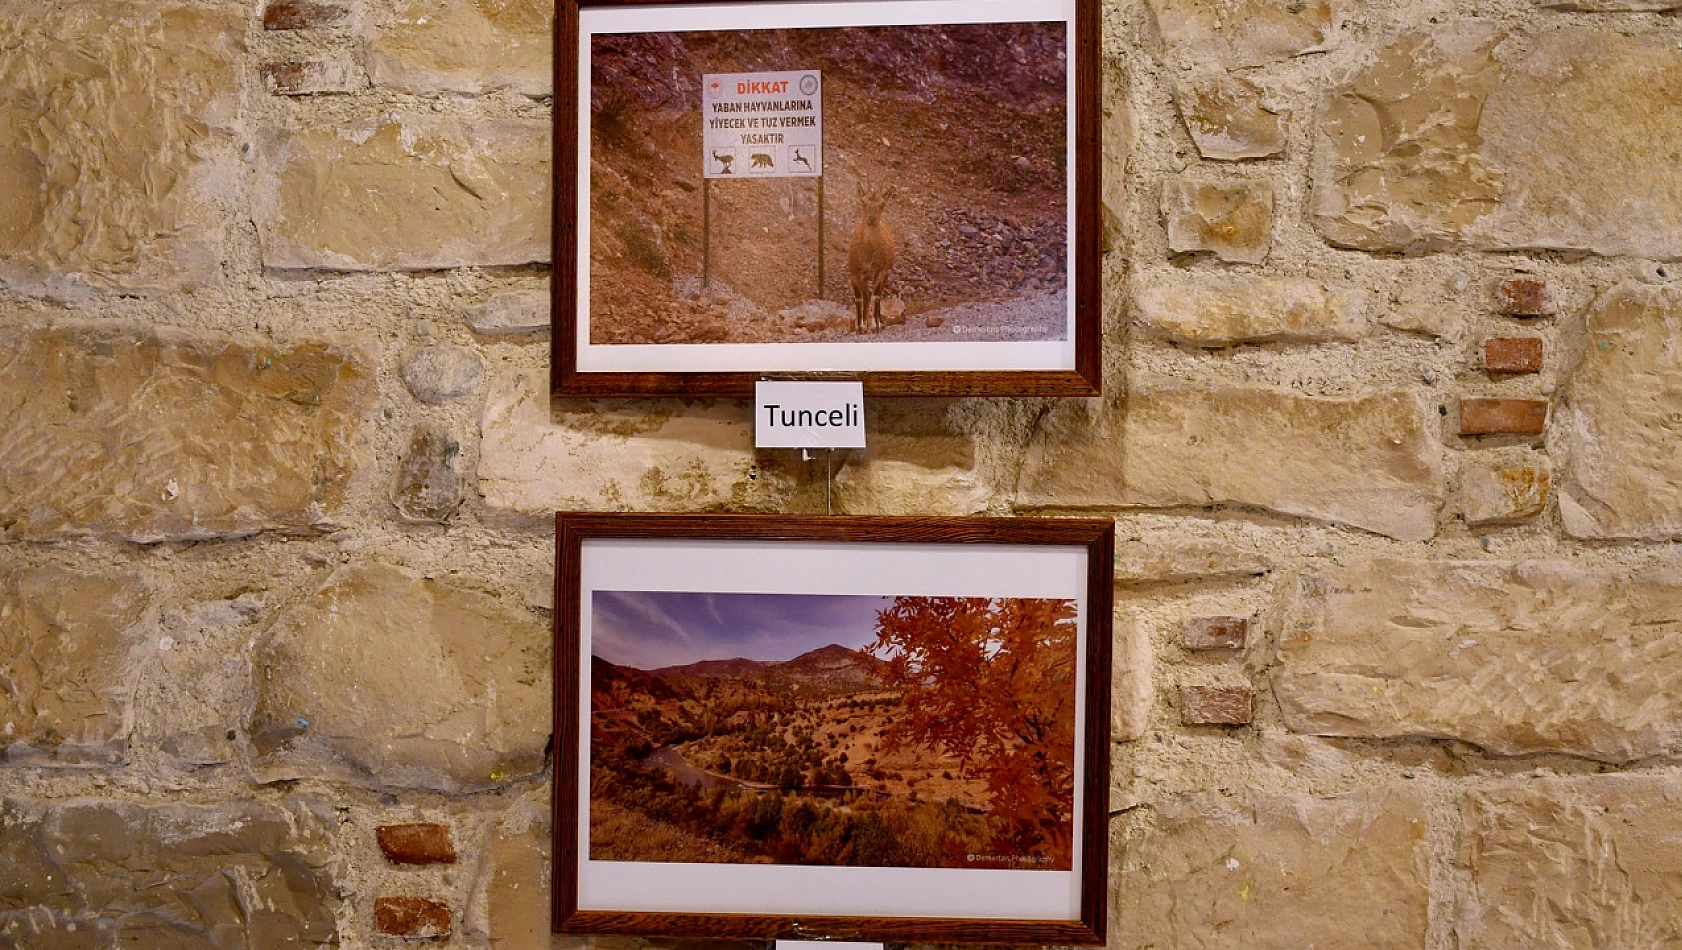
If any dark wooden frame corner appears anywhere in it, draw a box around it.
[553,513,1114,944]
[552,0,1102,397]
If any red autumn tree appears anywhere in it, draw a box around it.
[865,596,1078,865]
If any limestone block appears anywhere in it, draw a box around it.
[1162,179,1274,263]
[833,401,990,514]
[249,562,550,792]
[1315,27,1682,259]
[1114,613,1154,742]
[1276,559,1682,762]
[1019,385,1441,541]
[391,424,463,524]
[1381,298,1466,339]
[464,798,551,950]
[0,324,373,543]
[1135,273,1365,346]
[1461,774,1682,947]
[1100,54,1132,254]
[1476,31,1682,258]
[1120,387,1443,541]
[1113,539,1273,585]
[1543,0,1682,6]
[0,568,151,766]
[149,597,264,768]
[1112,787,1428,949]
[463,290,550,336]
[1313,26,1504,253]
[0,797,338,946]
[368,0,553,97]
[479,370,793,515]
[0,2,243,296]
[1174,75,1286,161]
[1458,450,1549,525]
[255,116,550,271]
[1147,0,1342,67]
[403,345,484,404]
[1560,284,1682,539]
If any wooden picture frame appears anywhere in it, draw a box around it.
[554,513,1114,943]
[553,0,1102,397]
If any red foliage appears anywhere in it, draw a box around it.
[866,596,1077,865]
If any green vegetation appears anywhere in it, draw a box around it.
[591,761,996,868]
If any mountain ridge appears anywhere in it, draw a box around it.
[641,642,881,688]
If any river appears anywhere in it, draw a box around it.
[640,745,769,791]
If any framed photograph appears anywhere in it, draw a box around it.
[553,514,1114,943]
[553,0,1101,397]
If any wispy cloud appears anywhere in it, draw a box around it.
[591,590,893,669]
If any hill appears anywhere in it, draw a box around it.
[651,643,880,689]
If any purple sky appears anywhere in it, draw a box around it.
[591,590,894,670]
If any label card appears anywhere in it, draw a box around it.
[755,380,865,449]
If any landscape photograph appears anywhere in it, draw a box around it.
[587,590,1080,870]
[584,19,1071,345]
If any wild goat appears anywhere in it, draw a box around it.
[847,182,896,333]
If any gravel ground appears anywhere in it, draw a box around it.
[774,288,1068,344]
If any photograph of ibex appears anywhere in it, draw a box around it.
[554,0,1100,396]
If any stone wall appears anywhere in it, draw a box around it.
[2,0,1680,946]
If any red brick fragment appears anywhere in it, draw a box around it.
[374,896,451,939]
[377,823,457,865]
[1181,685,1253,726]
[1460,398,1549,436]
[1182,616,1249,651]
[263,0,349,30]
[1496,278,1554,317]
[261,62,313,95]
[1484,337,1543,374]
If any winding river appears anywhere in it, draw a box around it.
[639,745,772,791]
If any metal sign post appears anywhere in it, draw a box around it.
[817,173,824,300]
[756,379,865,516]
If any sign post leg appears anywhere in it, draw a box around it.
[817,175,825,301]
[702,178,712,290]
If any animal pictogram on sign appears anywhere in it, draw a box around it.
[791,148,813,171]
[750,153,774,169]
[712,150,734,174]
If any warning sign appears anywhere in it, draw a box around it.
[702,70,822,179]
